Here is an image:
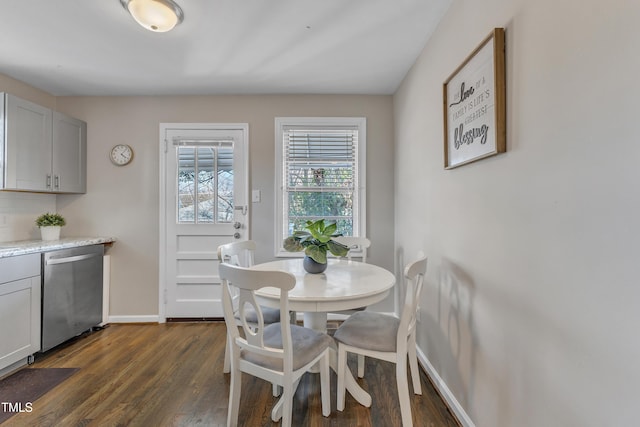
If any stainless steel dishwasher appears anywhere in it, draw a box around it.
[41,244,104,352]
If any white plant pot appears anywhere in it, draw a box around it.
[40,226,61,241]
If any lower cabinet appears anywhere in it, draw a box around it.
[0,254,41,373]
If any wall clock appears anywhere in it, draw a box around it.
[110,144,134,166]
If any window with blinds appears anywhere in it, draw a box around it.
[275,117,366,256]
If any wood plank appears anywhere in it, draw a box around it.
[3,323,460,426]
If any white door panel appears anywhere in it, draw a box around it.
[160,124,249,319]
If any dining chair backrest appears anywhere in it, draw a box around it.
[333,236,371,263]
[219,262,332,426]
[218,240,257,317]
[398,254,427,347]
[219,263,297,370]
[217,241,286,386]
[217,240,256,267]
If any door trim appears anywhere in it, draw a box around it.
[158,123,249,323]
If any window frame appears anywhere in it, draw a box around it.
[275,117,367,258]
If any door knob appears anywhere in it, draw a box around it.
[234,232,241,239]
[233,222,241,229]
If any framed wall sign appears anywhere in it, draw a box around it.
[443,28,506,169]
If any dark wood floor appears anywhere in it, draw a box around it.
[2,322,459,427]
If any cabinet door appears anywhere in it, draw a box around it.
[0,276,41,370]
[4,94,53,191]
[53,111,87,193]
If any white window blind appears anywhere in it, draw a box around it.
[275,117,366,257]
[285,127,357,190]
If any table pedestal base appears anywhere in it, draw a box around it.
[303,312,328,331]
[300,311,372,408]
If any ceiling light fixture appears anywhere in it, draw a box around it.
[120,0,184,33]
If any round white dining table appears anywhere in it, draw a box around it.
[253,257,395,409]
[253,258,395,331]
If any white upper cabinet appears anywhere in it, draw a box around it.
[0,93,87,194]
[53,111,87,193]
[2,94,52,192]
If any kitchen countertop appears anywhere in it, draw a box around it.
[0,237,116,258]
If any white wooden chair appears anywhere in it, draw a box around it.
[331,236,371,376]
[219,263,332,427]
[333,254,427,427]
[218,241,282,375]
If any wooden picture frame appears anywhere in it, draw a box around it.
[443,28,506,169]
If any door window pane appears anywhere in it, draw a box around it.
[196,147,215,223]
[177,145,233,224]
[178,147,196,222]
[217,147,234,223]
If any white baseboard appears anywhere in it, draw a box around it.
[107,315,159,323]
[416,346,475,427]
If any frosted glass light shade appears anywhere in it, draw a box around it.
[120,0,184,32]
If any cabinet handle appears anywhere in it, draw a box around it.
[54,175,59,189]
[46,174,52,189]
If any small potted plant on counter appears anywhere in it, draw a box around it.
[283,219,350,273]
[35,213,66,241]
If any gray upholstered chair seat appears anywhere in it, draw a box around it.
[242,323,333,371]
[235,305,281,324]
[333,311,400,352]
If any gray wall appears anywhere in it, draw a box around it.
[52,95,395,316]
[1,71,395,318]
[393,0,640,426]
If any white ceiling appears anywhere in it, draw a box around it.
[0,0,451,97]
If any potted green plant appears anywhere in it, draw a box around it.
[283,219,350,273]
[35,213,66,241]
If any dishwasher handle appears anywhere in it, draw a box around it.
[46,253,101,265]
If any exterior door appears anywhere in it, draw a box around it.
[160,123,249,319]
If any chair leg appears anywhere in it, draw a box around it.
[408,340,422,395]
[272,383,281,397]
[336,345,348,411]
[227,366,242,427]
[272,378,300,423]
[357,354,365,378]
[396,355,413,427]
[272,392,283,421]
[280,382,294,427]
[223,333,231,373]
[320,352,331,417]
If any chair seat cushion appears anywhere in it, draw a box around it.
[235,305,280,324]
[241,323,332,371]
[333,311,399,352]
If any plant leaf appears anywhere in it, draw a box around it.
[324,222,337,236]
[305,244,327,264]
[327,240,350,257]
[283,236,304,252]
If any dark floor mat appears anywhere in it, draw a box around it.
[0,368,79,424]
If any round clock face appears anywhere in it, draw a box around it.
[110,144,133,166]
